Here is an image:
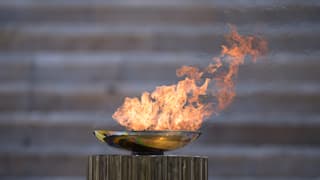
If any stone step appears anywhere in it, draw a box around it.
[0,52,319,84]
[2,111,319,126]
[0,23,319,52]
[0,111,319,148]
[2,0,318,6]
[0,176,315,180]
[208,177,315,180]
[1,177,83,180]
[1,145,319,177]
[0,0,319,25]
[0,81,319,112]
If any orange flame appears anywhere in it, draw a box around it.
[112,26,267,131]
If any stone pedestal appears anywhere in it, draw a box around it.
[87,155,208,180]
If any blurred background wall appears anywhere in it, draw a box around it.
[0,0,320,179]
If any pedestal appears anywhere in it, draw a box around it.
[87,155,208,180]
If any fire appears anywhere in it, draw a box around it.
[112,25,267,131]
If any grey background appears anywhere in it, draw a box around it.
[0,0,320,179]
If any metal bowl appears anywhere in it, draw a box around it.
[94,130,201,155]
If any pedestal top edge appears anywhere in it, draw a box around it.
[90,154,208,159]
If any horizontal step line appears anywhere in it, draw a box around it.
[0,176,309,180]
[0,82,319,96]
[1,144,320,157]
[208,176,317,180]
[0,0,319,9]
[2,23,320,36]
[0,51,320,65]
[0,111,319,126]
[1,177,84,180]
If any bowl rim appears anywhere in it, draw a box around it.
[94,130,201,136]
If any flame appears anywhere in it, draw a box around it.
[112,25,267,131]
